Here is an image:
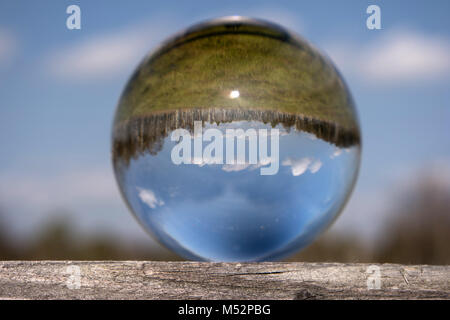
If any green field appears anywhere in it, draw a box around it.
[114,21,359,133]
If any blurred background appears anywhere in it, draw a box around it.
[0,0,449,264]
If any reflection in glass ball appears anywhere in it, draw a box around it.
[112,17,361,261]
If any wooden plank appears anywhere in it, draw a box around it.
[0,261,448,299]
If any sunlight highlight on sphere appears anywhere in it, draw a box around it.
[229,90,240,99]
[112,17,361,262]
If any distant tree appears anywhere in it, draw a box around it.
[375,176,450,264]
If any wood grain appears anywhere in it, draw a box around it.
[0,261,448,299]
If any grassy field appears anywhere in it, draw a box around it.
[115,21,359,132]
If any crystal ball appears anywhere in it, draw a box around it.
[112,17,361,261]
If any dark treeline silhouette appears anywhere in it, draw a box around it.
[113,108,360,166]
[289,175,450,264]
[0,214,182,261]
[0,175,448,264]
[374,176,450,264]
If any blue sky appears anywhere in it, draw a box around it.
[0,0,449,246]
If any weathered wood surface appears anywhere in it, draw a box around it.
[0,261,448,300]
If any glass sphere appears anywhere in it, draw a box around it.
[112,17,361,261]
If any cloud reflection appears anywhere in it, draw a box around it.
[282,157,323,176]
[137,187,165,209]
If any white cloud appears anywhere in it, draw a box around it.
[221,158,274,173]
[45,20,173,80]
[362,31,450,81]
[137,187,164,209]
[389,158,450,193]
[330,148,342,159]
[309,159,322,173]
[282,157,311,176]
[0,168,120,209]
[0,28,16,66]
[325,29,450,83]
[191,156,208,167]
[282,157,323,176]
[222,163,251,172]
[0,168,161,245]
[43,10,301,80]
